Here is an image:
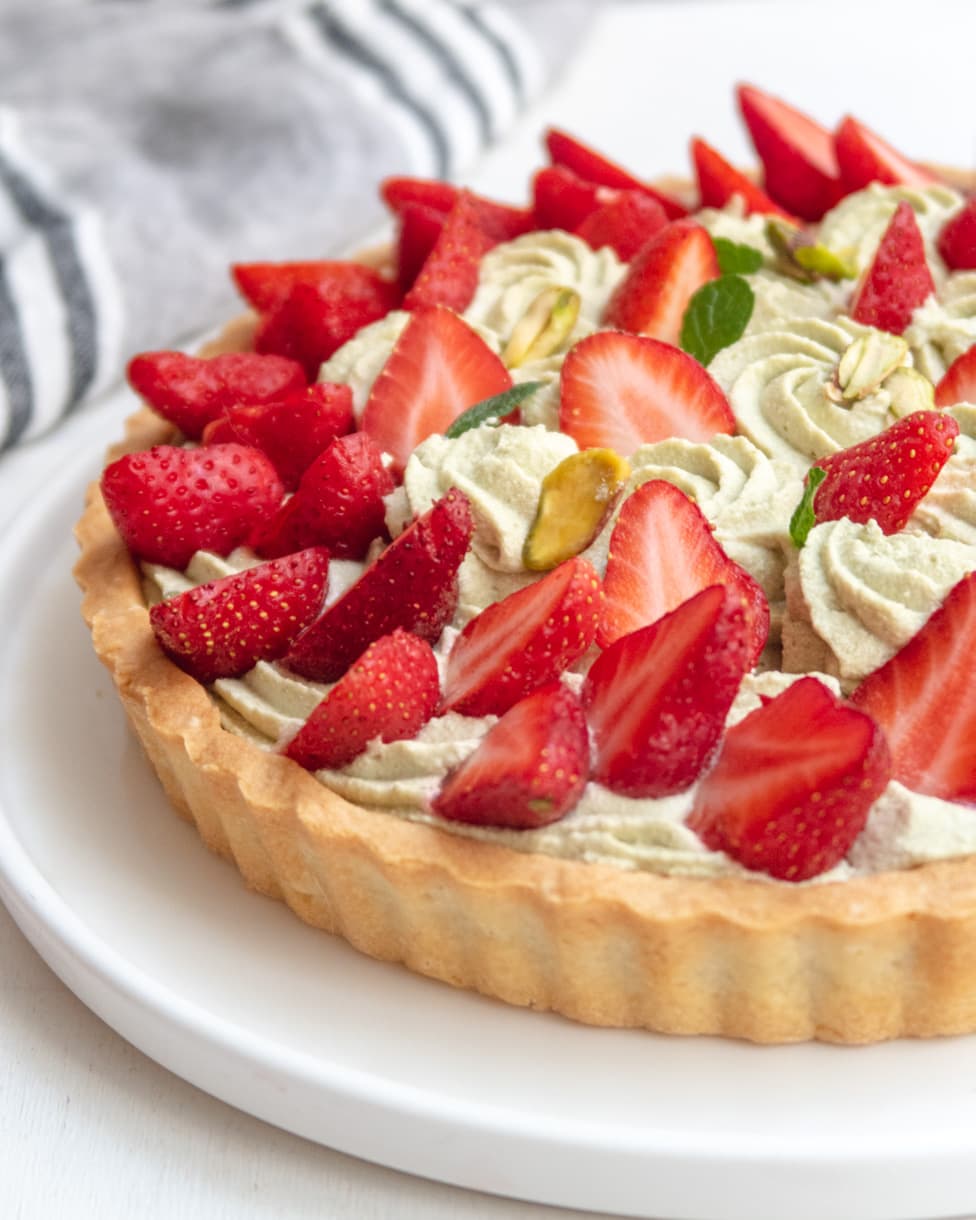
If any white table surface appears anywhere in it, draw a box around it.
[5,3,976,1217]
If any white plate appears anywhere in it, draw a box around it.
[2,421,976,1220]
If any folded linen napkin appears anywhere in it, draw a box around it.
[0,0,591,452]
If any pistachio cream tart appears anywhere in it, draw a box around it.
[76,86,976,1043]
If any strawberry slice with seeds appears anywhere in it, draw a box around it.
[401,190,495,312]
[531,165,609,231]
[233,259,399,316]
[284,489,473,682]
[937,199,976,272]
[736,83,844,221]
[851,572,976,802]
[545,128,687,219]
[559,331,734,457]
[689,676,890,881]
[442,556,603,718]
[149,547,330,684]
[850,200,935,334]
[602,218,721,344]
[690,136,796,220]
[361,305,511,475]
[574,190,670,260]
[252,432,394,560]
[834,116,940,193]
[394,201,448,294]
[599,480,769,661]
[285,629,440,771]
[127,351,307,440]
[809,410,959,535]
[101,443,284,569]
[432,684,589,829]
[935,345,976,406]
[583,584,755,798]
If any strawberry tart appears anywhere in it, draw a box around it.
[76,86,976,1043]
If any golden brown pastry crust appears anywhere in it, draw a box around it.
[74,219,976,1045]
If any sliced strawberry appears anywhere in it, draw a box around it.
[937,198,976,272]
[834,116,939,193]
[394,202,448,294]
[127,351,307,440]
[690,136,796,220]
[689,676,890,882]
[380,176,533,243]
[602,218,720,344]
[101,443,284,569]
[850,200,935,334]
[283,489,473,682]
[935,344,976,406]
[599,480,769,661]
[233,259,399,316]
[583,584,754,798]
[810,410,959,535]
[441,557,602,718]
[432,684,588,829]
[402,191,497,313]
[531,165,608,232]
[201,382,354,490]
[361,305,511,475]
[736,83,844,221]
[149,547,330,684]
[545,128,687,219]
[574,190,670,260]
[285,629,440,771]
[252,432,393,560]
[559,331,734,457]
[851,572,976,802]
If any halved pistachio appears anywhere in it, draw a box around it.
[765,218,857,283]
[523,448,630,571]
[884,366,937,416]
[835,333,910,402]
[502,286,581,368]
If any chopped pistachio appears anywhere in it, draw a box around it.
[884,367,937,416]
[502,286,581,367]
[836,333,910,401]
[523,448,630,571]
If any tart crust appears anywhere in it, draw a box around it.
[74,226,976,1045]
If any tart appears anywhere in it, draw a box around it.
[75,86,976,1043]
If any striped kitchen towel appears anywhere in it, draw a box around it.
[0,0,592,453]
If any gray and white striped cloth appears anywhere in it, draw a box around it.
[0,0,592,452]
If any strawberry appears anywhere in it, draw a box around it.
[432,684,589,829]
[937,198,976,272]
[531,165,609,232]
[545,128,687,219]
[201,382,354,489]
[850,572,976,802]
[394,201,448,294]
[834,116,939,193]
[559,331,734,456]
[401,190,494,312]
[736,83,844,221]
[850,200,935,334]
[690,136,795,220]
[689,676,890,882]
[361,305,511,475]
[935,345,976,407]
[380,176,533,244]
[101,443,284,569]
[233,259,399,316]
[252,432,394,560]
[599,480,769,662]
[441,556,602,718]
[809,410,959,535]
[285,629,440,771]
[602,218,721,344]
[574,190,670,260]
[149,547,330,684]
[127,351,307,440]
[583,584,755,798]
[283,489,473,682]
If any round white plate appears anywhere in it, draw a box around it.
[2,424,976,1220]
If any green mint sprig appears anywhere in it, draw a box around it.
[445,381,545,439]
[788,466,828,548]
[680,274,755,367]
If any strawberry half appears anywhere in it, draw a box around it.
[574,190,670,260]
[834,116,939,193]
[690,136,795,220]
[283,488,473,682]
[361,305,512,475]
[380,176,533,244]
[937,198,976,272]
[127,351,307,440]
[531,165,609,231]
[583,584,754,798]
[809,410,959,535]
[402,190,494,313]
[559,331,734,456]
[599,479,769,661]
[394,201,448,294]
[935,345,976,407]
[441,556,603,718]
[851,572,976,802]
[149,547,330,684]
[689,676,890,882]
[602,218,720,344]
[101,443,284,569]
[432,683,589,829]
[233,259,399,316]
[545,127,687,219]
[850,200,935,334]
[285,629,440,771]
[736,83,843,221]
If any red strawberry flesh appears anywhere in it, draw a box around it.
[545,127,687,219]
[935,345,976,407]
[834,116,939,192]
[690,136,796,220]
[937,198,976,272]
[574,190,670,260]
[850,201,935,335]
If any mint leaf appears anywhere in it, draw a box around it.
[680,275,755,366]
[445,381,545,439]
[789,466,827,548]
[713,236,764,276]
